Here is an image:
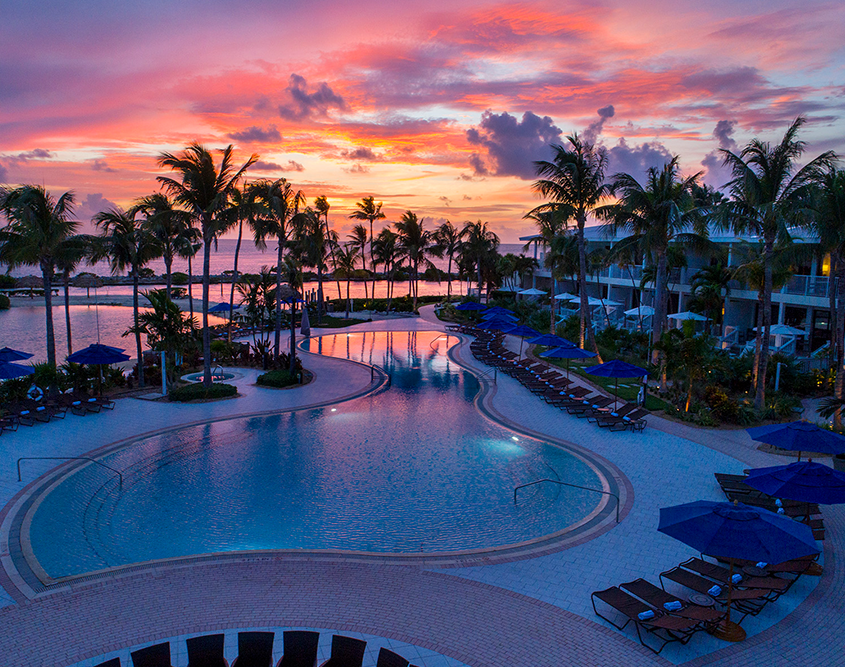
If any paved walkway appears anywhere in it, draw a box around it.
[0,307,840,666]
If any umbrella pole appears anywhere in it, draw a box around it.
[714,560,746,642]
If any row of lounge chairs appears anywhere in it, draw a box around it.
[98,630,420,667]
[0,392,114,434]
[715,472,826,541]
[592,553,816,654]
[466,329,649,431]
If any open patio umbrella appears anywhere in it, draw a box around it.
[518,288,547,296]
[667,311,708,321]
[455,301,486,311]
[527,334,574,348]
[624,306,655,317]
[586,359,649,407]
[744,460,845,506]
[553,292,579,301]
[752,324,806,336]
[502,324,539,358]
[540,345,596,378]
[0,347,33,363]
[0,361,35,380]
[482,311,518,323]
[484,306,515,317]
[658,500,819,641]
[475,318,514,331]
[746,421,845,460]
[208,302,240,313]
[67,344,130,365]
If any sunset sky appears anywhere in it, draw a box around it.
[1,0,843,241]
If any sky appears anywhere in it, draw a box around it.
[1,0,844,242]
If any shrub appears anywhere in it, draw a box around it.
[171,272,189,285]
[0,293,10,309]
[169,382,237,402]
[0,275,16,289]
[256,369,301,388]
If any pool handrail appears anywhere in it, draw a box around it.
[17,456,123,488]
[474,367,498,384]
[514,478,619,523]
[370,362,391,387]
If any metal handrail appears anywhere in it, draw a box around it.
[474,367,497,384]
[370,363,391,387]
[17,457,123,487]
[429,333,453,350]
[514,478,619,523]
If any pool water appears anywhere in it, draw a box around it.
[27,331,606,579]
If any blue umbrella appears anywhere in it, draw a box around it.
[208,302,240,313]
[455,301,486,311]
[475,318,514,331]
[746,421,845,460]
[0,347,33,363]
[0,361,35,380]
[527,334,574,347]
[744,461,845,505]
[658,499,819,641]
[484,306,515,316]
[482,311,518,322]
[501,325,539,358]
[586,360,649,407]
[67,344,130,365]
[540,345,597,378]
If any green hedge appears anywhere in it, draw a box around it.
[256,369,301,388]
[0,294,10,310]
[169,382,237,402]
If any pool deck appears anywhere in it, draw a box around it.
[0,307,841,666]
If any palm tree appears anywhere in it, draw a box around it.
[373,228,399,312]
[349,196,385,299]
[395,211,434,311]
[243,178,300,361]
[531,135,611,354]
[91,206,163,387]
[654,329,716,412]
[459,220,499,302]
[55,234,96,356]
[156,143,257,386]
[524,207,569,333]
[0,185,80,369]
[718,117,836,409]
[348,224,370,299]
[177,233,202,322]
[314,195,342,300]
[223,183,264,341]
[809,169,845,424]
[601,157,708,365]
[292,207,334,324]
[134,193,193,301]
[433,220,462,299]
[688,263,732,335]
[333,243,359,317]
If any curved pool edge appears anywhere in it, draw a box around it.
[2,331,629,599]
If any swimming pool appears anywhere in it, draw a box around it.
[25,331,612,581]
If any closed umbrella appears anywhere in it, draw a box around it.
[0,361,35,380]
[0,347,34,363]
[300,306,311,337]
[586,360,649,407]
[658,500,819,641]
[746,421,845,460]
[540,345,596,378]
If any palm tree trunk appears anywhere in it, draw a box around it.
[201,226,213,387]
[228,218,243,343]
[165,254,173,302]
[317,262,324,325]
[63,270,73,355]
[413,261,419,311]
[289,299,296,371]
[476,260,483,303]
[386,263,393,312]
[361,249,369,300]
[274,240,284,358]
[370,219,377,301]
[133,269,145,387]
[834,259,845,429]
[652,251,668,362]
[446,254,452,299]
[187,254,195,322]
[41,263,57,368]
[576,218,600,359]
[829,255,838,369]
[346,277,351,318]
[754,241,774,411]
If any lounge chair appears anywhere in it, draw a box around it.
[187,634,229,667]
[681,557,790,598]
[232,632,274,667]
[568,396,613,416]
[0,414,19,434]
[590,585,701,654]
[375,648,409,667]
[602,408,650,431]
[591,404,637,426]
[319,635,367,667]
[659,565,769,618]
[620,578,724,630]
[131,642,172,667]
[277,630,319,667]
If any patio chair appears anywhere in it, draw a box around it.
[186,633,229,667]
[131,643,172,667]
[659,565,769,618]
[620,578,725,630]
[319,635,367,667]
[0,414,19,434]
[375,648,409,667]
[605,408,650,431]
[277,630,319,667]
[681,557,791,598]
[590,585,701,654]
[568,396,613,416]
[232,632,274,667]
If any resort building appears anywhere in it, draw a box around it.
[522,226,835,360]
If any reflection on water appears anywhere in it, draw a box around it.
[29,331,604,578]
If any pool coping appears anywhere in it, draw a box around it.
[1,331,630,600]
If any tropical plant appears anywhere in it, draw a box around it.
[395,211,435,311]
[349,196,386,300]
[348,223,370,298]
[314,195,342,299]
[372,228,399,312]
[156,143,257,386]
[654,328,717,412]
[601,156,709,368]
[55,233,96,355]
[91,206,163,386]
[134,192,193,300]
[689,263,732,334]
[433,220,462,299]
[0,185,80,369]
[531,135,611,354]
[460,220,499,303]
[333,242,360,317]
[292,207,335,323]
